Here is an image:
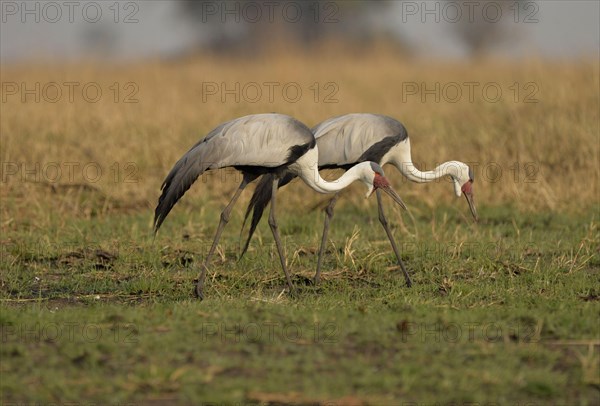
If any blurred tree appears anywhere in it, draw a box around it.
[448,0,531,56]
[179,0,397,54]
[82,22,119,58]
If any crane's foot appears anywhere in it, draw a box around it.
[287,286,299,299]
[284,280,298,298]
[397,260,412,288]
[194,280,205,301]
[312,275,321,285]
[402,269,413,288]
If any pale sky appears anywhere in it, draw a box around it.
[1,1,598,62]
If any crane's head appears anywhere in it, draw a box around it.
[362,162,407,210]
[448,162,478,222]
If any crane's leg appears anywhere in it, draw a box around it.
[376,189,412,288]
[314,193,340,285]
[196,174,257,300]
[268,177,296,295]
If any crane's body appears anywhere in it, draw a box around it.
[154,114,314,231]
[313,113,409,170]
[314,114,478,204]
[242,113,478,286]
[154,113,406,299]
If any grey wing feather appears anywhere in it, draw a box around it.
[153,127,223,233]
[238,113,408,252]
[313,113,408,166]
[153,114,312,232]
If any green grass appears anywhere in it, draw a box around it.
[1,52,597,405]
[1,198,598,404]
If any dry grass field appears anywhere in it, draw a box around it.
[2,49,598,216]
[1,48,599,404]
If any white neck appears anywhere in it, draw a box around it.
[291,148,370,194]
[390,141,457,183]
[400,161,458,183]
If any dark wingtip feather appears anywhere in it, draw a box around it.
[152,155,201,235]
[153,207,165,234]
[152,183,174,234]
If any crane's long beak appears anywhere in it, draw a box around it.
[380,184,408,210]
[464,192,479,222]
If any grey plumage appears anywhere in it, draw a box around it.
[153,112,405,299]
[242,112,477,289]
[154,113,314,232]
[241,113,409,256]
[315,113,408,169]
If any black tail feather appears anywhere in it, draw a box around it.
[153,156,202,234]
[239,172,296,258]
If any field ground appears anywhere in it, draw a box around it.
[1,50,599,404]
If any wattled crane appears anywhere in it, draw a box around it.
[154,113,407,299]
[242,113,478,287]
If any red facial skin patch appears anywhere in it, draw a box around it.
[461,180,473,194]
[373,172,390,189]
